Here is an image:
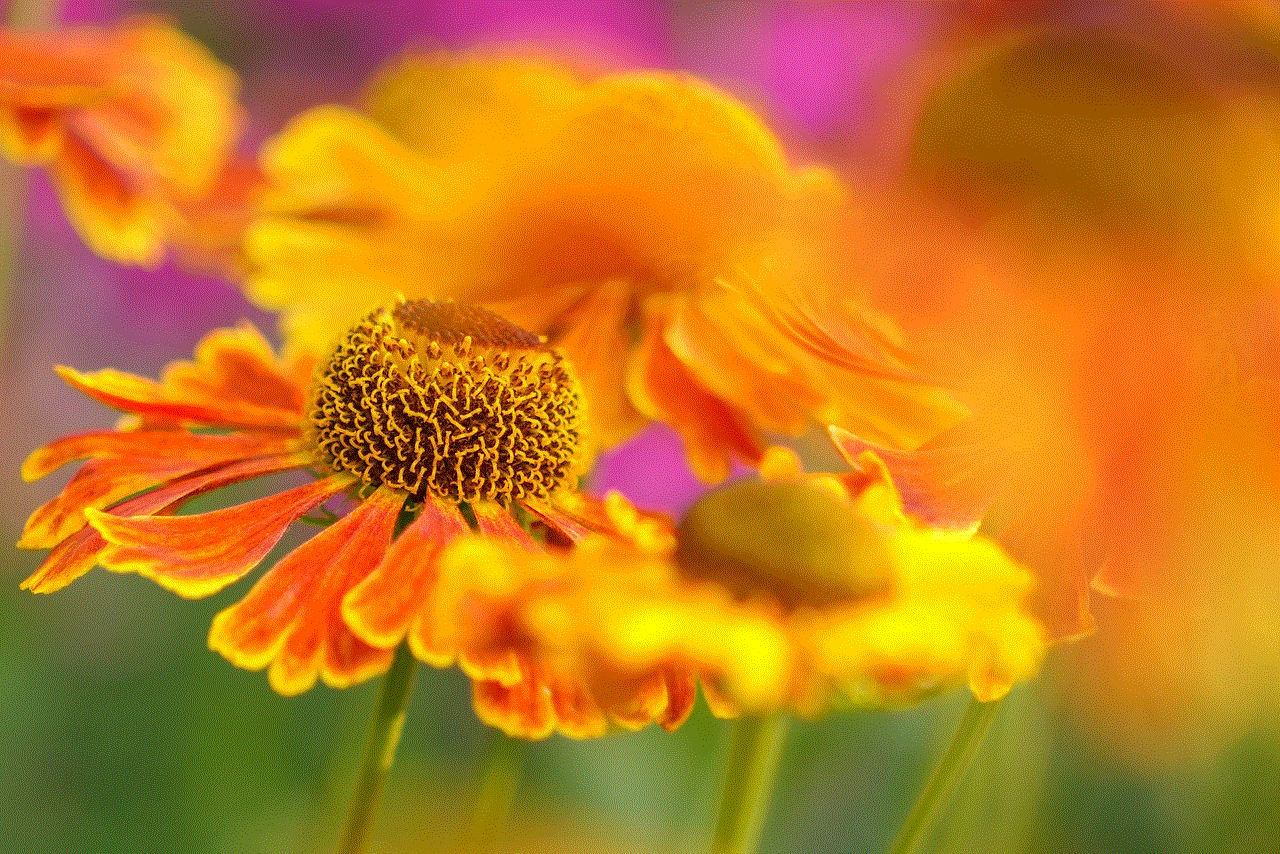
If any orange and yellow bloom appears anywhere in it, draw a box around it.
[423,447,1045,724]
[0,17,245,266]
[243,52,962,480]
[18,299,695,730]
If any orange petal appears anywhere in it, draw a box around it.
[56,364,302,429]
[472,503,540,551]
[19,432,297,550]
[21,451,309,593]
[658,669,698,731]
[547,676,609,739]
[829,422,1003,530]
[52,133,165,266]
[472,659,556,740]
[91,473,355,598]
[520,495,600,544]
[605,670,673,731]
[22,429,298,481]
[343,494,470,649]
[627,298,760,481]
[458,647,525,688]
[998,506,1101,644]
[160,323,306,415]
[208,486,405,695]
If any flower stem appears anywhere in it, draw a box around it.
[338,643,419,854]
[710,713,789,854]
[888,696,1001,854]
[458,730,527,853]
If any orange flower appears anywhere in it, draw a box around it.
[420,447,1045,723]
[0,18,245,266]
[243,52,962,479]
[17,299,677,719]
[842,28,1280,647]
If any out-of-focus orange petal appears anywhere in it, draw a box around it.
[473,668,556,740]
[53,133,166,266]
[20,451,310,593]
[547,72,789,264]
[91,472,355,598]
[829,423,1002,530]
[627,298,760,481]
[19,433,299,549]
[343,494,470,649]
[658,669,698,731]
[55,364,302,430]
[998,505,1100,643]
[208,486,404,695]
[246,106,477,353]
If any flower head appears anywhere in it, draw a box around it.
[421,447,1045,724]
[243,52,962,479]
[0,18,245,266]
[17,299,660,713]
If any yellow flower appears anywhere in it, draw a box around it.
[0,17,244,266]
[243,52,962,479]
[17,299,692,726]
[422,447,1045,724]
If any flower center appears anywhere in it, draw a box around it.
[674,481,894,610]
[311,299,581,503]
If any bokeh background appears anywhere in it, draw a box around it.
[5,2,1280,852]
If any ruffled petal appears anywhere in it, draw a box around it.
[21,451,310,593]
[91,473,355,598]
[342,494,470,649]
[208,486,404,695]
[160,323,306,414]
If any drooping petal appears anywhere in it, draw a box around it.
[91,473,356,598]
[342,494,470,649]
[471,656,556,740]
[627,297,760,481]
[208,486,404,695]
[55,364,302,429]
[19,433,300,549]
[20,452,310,593]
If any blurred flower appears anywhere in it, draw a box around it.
[836,27,1280,645]
[426,446,1044,726]
[17,299,630,701]
[0,17,247,267]
[837,23,1280,761]
[242,51,962,479]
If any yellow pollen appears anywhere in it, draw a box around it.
[310,299,581,504]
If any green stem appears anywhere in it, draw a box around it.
[710,713,789,854]
[458,731,527,854]
[888,696,1001,854]
[337,643,419,854]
